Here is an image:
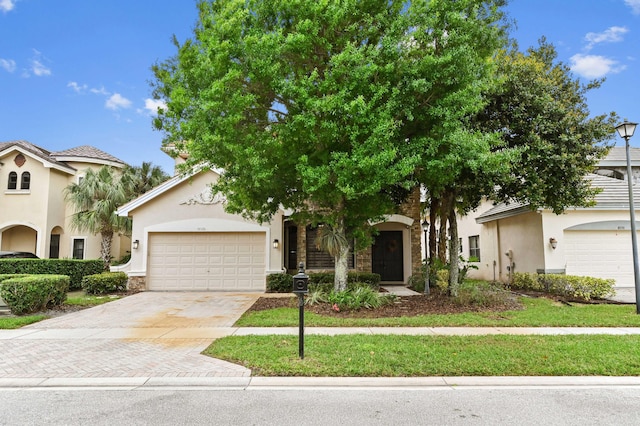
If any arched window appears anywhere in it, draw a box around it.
[8,172,17,190]
[20,172,30,190]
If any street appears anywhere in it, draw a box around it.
[1,385,639,425]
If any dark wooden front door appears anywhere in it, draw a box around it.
[285,224,298,271]
[372,231,404,282]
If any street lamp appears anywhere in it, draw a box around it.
[422,220,430,295]
[615,120,640,314]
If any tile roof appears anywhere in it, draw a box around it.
[0,140,126,171]
[50,145,126,165]
[476,173,640,223]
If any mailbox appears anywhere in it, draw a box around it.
[292,262,309,294]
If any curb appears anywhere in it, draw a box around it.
[2,376,640,389]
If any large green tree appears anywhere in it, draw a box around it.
[65,164,169,267]
[151,0,506,290]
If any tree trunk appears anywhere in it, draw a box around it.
[428,198,439,262]
[100,231,113,270]
[447,206,460,297]
[333,219,349,292]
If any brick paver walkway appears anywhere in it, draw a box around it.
[0,292,260,378]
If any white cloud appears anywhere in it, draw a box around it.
[0,58,16,72]
[584,26,628,51]
[625,0,640,14]
[143,98,166,115]
[0,0,15,13]
[67,81,88,93]
[31,59,51,76]
[105,93,132,110]
[570,53,626,79]
[90,86,110,95]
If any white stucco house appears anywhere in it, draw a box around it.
[115,161,423,292]
[0,140,130,260]
[457,147,640,289]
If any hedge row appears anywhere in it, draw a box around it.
[267,272,381,293]
[512,272,615,301]
[0,259,104,290]
[81,272,128,295]
[0,274,69,315]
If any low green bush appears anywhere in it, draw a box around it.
[305,284,397,311]
[512,272,615,301]
[0,259,104,290]
[0,274,69,315]
[81,272,128,295]
[266,271,381,293]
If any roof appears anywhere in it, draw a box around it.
[0,140,126,172]
[476,173,640,223]
[598,146,640,168]
[51,145,126,167]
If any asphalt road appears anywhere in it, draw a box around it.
[2,386,640,425]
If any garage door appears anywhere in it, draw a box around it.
[565,230,635,288]
[147,232,266,291]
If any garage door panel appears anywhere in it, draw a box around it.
[565,230,634,287]
[148,232,266,291]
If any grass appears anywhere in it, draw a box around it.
[204,334,640,377]
[235,296,640,327]
[0,290,122,329]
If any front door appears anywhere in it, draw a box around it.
[372,231,404,282]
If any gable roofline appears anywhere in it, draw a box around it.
[116,166,223,217]
[0,141,76,174]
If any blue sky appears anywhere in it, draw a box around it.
[1,0,639,175]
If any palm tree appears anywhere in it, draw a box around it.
[65,166,131,268]
[121,162,170,196]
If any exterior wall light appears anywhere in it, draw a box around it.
[549,237,557,249]
[273,239,279,249]
[132,240,139,250]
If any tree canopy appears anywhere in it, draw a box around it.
[152,0,507,290]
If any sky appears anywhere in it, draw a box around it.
[1,0,640,175]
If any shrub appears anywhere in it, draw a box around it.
[266,271,381,293]
[306,284,397,311]
[435,269,449,291]
[454,280,514,308]
[512,272,615,301]
[0,258,104,290]
[81,272,128,295]
[0,274,69,315]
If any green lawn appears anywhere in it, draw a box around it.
[205,334,640,376]
[0,291,122,329]
[235,296,640,327]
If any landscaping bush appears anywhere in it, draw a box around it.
[454,280,514,308]
[81,272,128,295]
[512,272,615,301]
[266,271,381,293]
[305,284,397,311]
[0,274,69,315]
[0,258,104,290]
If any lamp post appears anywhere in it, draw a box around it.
[422,220,430,295]
[615,120,640,314]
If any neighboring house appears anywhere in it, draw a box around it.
[115,162,422,292]
[0,140,130,260]
[457,147,640,289]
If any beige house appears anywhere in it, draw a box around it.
[115,163,422,292]
[0,140,130,260]
[457,147,640,289]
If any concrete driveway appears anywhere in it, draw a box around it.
[0,292,261,382]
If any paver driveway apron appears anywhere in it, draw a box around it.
[0,292,261,379]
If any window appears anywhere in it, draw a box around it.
[305,225,355,269]
[20,172,30,190]
[49,234,60,259]
[8,172,17,189]
[72,238,85,260]
[469,235,480,261]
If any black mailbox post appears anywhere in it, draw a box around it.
[292,262,308,359]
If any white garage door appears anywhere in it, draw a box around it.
[565,230,635,288]
[147,232,266,291]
